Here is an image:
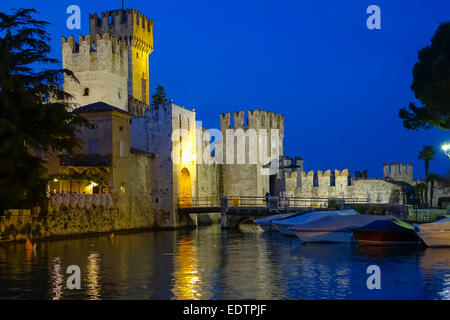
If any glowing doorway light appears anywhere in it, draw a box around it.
[442,142,450,159]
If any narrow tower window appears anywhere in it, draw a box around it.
[83,88,90,96]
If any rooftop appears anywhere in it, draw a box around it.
[73,102,133,116]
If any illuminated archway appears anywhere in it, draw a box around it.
[180,168,192,207]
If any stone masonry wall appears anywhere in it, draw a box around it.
[284,170,405,204]
[62,34,129,111]
[0,203,154,243]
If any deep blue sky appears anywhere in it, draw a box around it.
[2,0,449,179]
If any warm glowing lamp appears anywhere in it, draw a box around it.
[442,142,450,159]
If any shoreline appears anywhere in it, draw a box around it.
[0,224,200,246]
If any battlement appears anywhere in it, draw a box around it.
[89,9,153,54]
[220,109,284,135]
[284,169,351,180]
[383,162,413,181]
[284,169,352,189]
[62,34,128,76]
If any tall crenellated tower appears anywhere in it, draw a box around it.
[62,9,153,116]
[218,109,285,197]
[62,34,129,110]
[89,9,154,106]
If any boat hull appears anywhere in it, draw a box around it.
[418,231,450,247]
[292,230,353,243]
[274,224,296,236]
[354,230,420,246]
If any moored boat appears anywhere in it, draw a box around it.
[253,212,302,232]
[272,209,360,236]
[416,217,450,247]
[353,219,421,246]
[289,214,396,243]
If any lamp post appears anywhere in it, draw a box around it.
[442,142,450,159]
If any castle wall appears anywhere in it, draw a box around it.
[426,180,450,208]
[62,35,129,111]
[89,9,153,105]
[219,110,284,197]
[383,162,415,184]
[130,103,197,228]
[284,169,405,205]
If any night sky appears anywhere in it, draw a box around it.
[2,0,449,179]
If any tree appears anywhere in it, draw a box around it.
[427,173,440,208]
[399,22,450,130]
[0,9,88,214]
[151,85,168,107]
[415,183,426,206]
[418,145,436,206]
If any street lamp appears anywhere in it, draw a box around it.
[442,142,450,159]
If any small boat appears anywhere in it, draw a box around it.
[416,217,450,247]
[289,215,397,243]
[272,209,360,236]
[253,212,302,232]
[353,219,420,246]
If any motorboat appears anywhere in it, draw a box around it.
[272,209,360,236]
[289,214,397,243]
[353,219,421,246]
[253,212,302,232]
[416,217,450,247]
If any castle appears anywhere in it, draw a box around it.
[45,8,418,230]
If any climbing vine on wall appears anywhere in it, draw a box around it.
[49,170,105,186]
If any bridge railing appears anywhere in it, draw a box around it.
[179,196,370,209]
[179,197,221,208]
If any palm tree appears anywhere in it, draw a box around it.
[415,183,426,206]
[427,173,440,208]
[418,146,436,206]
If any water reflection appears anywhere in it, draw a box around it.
[86,252,101,300]
[51,257,64,300]
[172,237,202,300]
[1,227,450,300]
[420,248,450,300]
[289,243,352,299]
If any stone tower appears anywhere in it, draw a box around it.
[219,110,285,197]
[62,9,153,116]
[62,34,129,110]
[89,9,154,106]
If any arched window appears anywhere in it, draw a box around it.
[83,88,90,96]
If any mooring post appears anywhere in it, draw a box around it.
[220,196,228,229]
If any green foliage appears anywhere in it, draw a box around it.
[0,9,89,211]
[49,170,105,186]
[418,145,435,178]
[399,22,450,130]
[151,85,168,107]
[438,197,450,209]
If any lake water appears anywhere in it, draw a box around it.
[1,225,449,300]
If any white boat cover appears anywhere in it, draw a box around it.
[289,214,397,232]
[272,209,360,227]
[419,217,450,233]
[253,212,301,226]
